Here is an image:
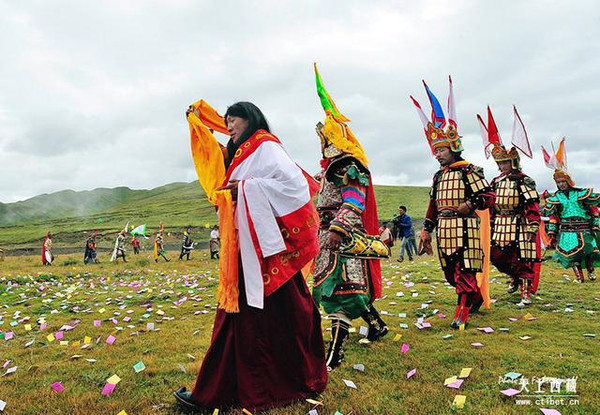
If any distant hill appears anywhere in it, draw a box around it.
[0,182,429,253]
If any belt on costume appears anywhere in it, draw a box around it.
[437,209,477,218]
[496,209,518,216]
[559,221,592,232]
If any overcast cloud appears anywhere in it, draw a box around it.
[1,0,599,203]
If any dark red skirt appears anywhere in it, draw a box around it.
[191,271,328,412]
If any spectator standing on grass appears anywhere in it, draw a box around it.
[393,205,417,262]
[41,232,54,265]
[380,223,393,248]
[209,225,220,259]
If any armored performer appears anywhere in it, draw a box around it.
[411,78,495,329]
[542,139,600,282]
[478,106,541,306]
[312,65,389,371]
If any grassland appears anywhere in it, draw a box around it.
[0,248,598,414]
[0,183,429,253]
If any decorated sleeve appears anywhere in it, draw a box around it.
[423,174,439,232]
[465,166,495,210]
[579,188,600,206]
[543,198,559,234]
[329,180,366,237]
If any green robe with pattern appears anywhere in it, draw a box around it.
[543,188,600,268]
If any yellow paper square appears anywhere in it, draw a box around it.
[393,333,403,342]
[453,395,466,409]
[60,341,69,346]
[47,334,55,342]
[72,340,81,347]
[24,324,32,331]
[444,376,458,386]
[212,410,219,415]
[106,374,121,385]
[117,411,127,415]
[459,368,472,379]
[84,336,91,344]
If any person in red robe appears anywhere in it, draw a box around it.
[175,101,327,412]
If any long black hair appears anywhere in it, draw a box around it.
[223,102,270,168]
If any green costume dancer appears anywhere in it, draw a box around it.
[543,151,600,281]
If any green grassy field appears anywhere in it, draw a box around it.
[0,183,429,253]
[0,248,598,414]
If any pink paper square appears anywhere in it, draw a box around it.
[500,388,521,397]
[55,331,64,340]
[51,382,65,393]
[446,379,464,389]
[106,335,116,345]
[94,320,101,327]
[540,409,562,415]
[101,382,116,395]
[401,343,410,354]
[4,332,13,340]
[40,322,47,330]
[406,368,416,379]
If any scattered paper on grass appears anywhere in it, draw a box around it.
[406,369,416,379]
[50,382,64,393]
[471,342,484,347]
[133,361,146,373]
[444,376,458,386]
[477,327,494,333]
[106,374,121,385]
[305,398,322,405]
[106,335,116,345]
[353,364,365,372]
[94,320,101,327]
[540,409,562,415]
[459,368,472,378]
[500,388,520,397]
[101,383,116,396]
[359,326,369,336]
[452,395,466,409]
[446,379,464,389]
[342,379,357,389]
[393,333,403,342]
[401,343,410,354]
[443,334,453,340]
[504,372,522,380]
[519,336,532,341]
[0,399,6,411]
[116,411,127,415]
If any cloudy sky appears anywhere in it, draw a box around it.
[1,0,599,203]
